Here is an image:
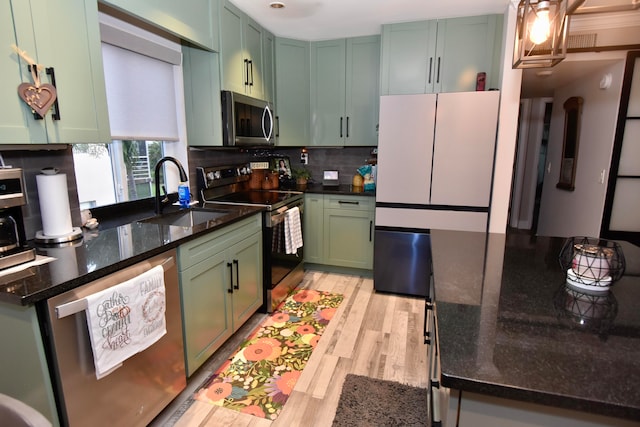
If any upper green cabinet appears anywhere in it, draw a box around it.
[380,14,503,95]
[99,0,219,51]
[310,36,380,146]
[262,29,276,103]
[275,37,311,146]
[220,0,264,99]
[1,0,110,145]
[182,46,223,146]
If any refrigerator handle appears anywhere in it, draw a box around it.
[340,117,343,138]
[369,220,373,242]
[428,57,433,84]
[436,57,441,84]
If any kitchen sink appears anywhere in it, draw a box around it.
[138,208,231,227]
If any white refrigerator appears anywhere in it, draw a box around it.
[373,91,500,296]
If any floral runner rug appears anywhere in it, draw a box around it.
[194,289,344,421]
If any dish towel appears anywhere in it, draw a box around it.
[85,265,166,379]
[284,206,303,255]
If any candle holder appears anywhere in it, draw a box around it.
[558,236,625,293]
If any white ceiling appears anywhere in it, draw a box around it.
[230,0,512,41]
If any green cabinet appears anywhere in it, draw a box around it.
[303,194,374,270]
[310,36,380,146]
[303,194,324,264]
[182,46,223,146]
[178,214,262,376]
[1,0,110,145]
[220,0,264,99]
[380,15,502,95]
[275,37,310,146]
[262,29,276,103]
[99,0,219,51]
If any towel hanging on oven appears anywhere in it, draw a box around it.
[284,206,303,255]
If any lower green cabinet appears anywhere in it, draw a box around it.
[178,214,262,376]
[304,194,374,270]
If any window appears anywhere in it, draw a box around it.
[73,12,187,209]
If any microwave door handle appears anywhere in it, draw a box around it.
[263,105,274,141]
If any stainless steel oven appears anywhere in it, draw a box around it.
[197,164,304,312]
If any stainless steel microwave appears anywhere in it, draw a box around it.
[221,90,275,146]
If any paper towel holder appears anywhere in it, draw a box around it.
[35,228,83,245]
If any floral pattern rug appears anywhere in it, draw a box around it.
[194,289,344,421]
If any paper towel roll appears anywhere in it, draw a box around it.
[36,173,74,237]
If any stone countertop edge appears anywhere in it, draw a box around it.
[0,205,265,306]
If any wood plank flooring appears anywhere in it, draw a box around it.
[156,269,429,427]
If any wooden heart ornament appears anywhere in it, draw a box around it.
[18,83,57,117]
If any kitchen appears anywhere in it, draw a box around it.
[1,0,639,426]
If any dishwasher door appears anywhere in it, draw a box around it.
[374,228,432,297]
[44,250,185,426]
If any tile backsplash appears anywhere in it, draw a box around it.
[2,145,376,240]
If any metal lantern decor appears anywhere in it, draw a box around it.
[559,236,626,293]
[513,0,570,69]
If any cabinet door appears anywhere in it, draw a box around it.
[180,250,233,377]
[220,0,246,94]
[324,206,374,269]
[262,30,276,103]
[275,37,310,146]
[303,194,324,263]
[229,231,262,329]
[436,15,500,93]
[244,16,264,99]
[0,2,46,144]
[100,0,218,51]
[4,0,110,144]
[30,0,110,144]
[183,46,223,146]
[430,91,500,207]
[380,21,437,95]
[345,36,380,146]
[311,39,347,146]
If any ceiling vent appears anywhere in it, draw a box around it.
[567,33,598,48]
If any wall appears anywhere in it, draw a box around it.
[1,147,82,241]
[536,60,625,238]
[0,145,373,241]
[489,2,522,234]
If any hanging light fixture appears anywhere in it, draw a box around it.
[513,0,572,69]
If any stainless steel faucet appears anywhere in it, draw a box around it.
[154,156,188,215]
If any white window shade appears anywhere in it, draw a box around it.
[101,42,179,141]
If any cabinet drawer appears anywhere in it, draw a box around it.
[324,195,374,211]
[178,214,261,270]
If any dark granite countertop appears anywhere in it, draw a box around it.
[431,230,640,421]
[0,205,264,306]
[302,183,376,197]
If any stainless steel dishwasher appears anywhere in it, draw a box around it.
[43,250,186,426]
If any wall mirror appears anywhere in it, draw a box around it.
[557,96,583,191]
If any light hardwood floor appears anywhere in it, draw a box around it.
[157,269,429,427]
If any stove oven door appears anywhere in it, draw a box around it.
[264,203,304,312]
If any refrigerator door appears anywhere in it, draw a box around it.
[376,94,436,204]
[430,91,500,207]
[374,228,431,297]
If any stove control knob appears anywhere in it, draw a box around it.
[214,171,221,180]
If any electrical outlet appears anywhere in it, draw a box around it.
[300,152,308,165]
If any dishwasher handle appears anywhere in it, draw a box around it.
[55,256,175,319]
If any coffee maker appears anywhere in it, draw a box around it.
[0,168,36,270]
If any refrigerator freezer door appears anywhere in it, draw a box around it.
[374,229,431,297]
[376,94,437,204]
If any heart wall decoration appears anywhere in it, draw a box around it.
[18,82,57,118]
